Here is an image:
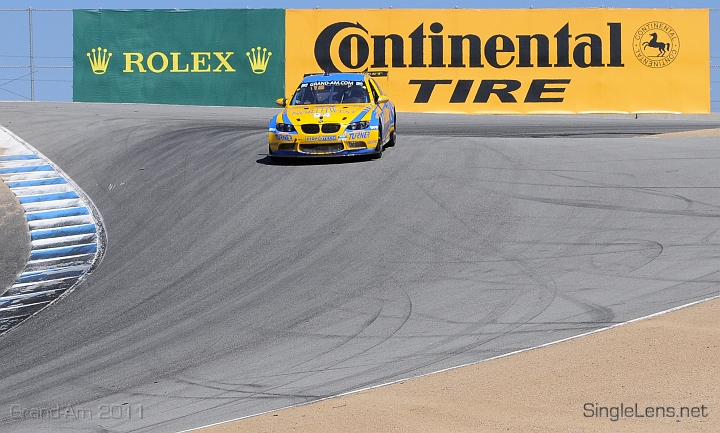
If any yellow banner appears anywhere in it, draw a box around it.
[285,9,709,114]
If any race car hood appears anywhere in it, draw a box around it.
[282,104,373,125]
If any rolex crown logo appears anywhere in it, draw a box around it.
[87,46,112,75]
[246,46,272,74]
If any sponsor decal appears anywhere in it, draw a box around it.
[633,22,679,68]
[246,46,272,74]
[274,133,294,142]
[347,131,371,139]
[309,80,356,87]
[306,135,338,141]
[289,106,359,116]
[86,46,274,75]
[409,78,572,104]
[313,20,622,105]
[286,9,709,113]
[74,9,285,107]
[314,21,623,73]
[87,47,272,75]
[87,46,112,75]
[121,51,236,73]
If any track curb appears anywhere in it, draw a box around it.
[0,126,106,336]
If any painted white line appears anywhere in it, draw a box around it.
[27,215,94,230]
[0,300,52,313]
[24,254,97,273]
[1,171,61,182]
[10,183,74,197]
[176,293,720,433]
[5,177,66,189]
[31,233,97,249]
[1,288,66,303]
[22,198,84,212]
[19,264,92,279]
[0,159,49,168]
[7,278,76,296]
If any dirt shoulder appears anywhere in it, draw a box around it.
[646,127,720,138]
[198,296,719,433]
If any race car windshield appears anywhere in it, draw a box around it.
[292,81,369,105]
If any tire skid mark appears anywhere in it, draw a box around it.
[293,290,414,374]
[546,169,720,212]
[164,291,415,410]
[513,166,720,218]
[351,143,561,378]
[0,126,105,335]
[507,193,720,218]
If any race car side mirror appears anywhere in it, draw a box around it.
[275,98,287,107]
[377,97,389,104]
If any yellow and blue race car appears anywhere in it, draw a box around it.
[268,72,396,159]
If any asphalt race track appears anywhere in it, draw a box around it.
[0,102,719,433]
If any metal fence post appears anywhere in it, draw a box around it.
[29,7,34,101]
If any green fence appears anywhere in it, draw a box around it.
[73,9,285,107]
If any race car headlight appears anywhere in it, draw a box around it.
[346,121,370,130]
[276,123,296,133]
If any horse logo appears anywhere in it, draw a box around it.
[642,32,670,56]
[633,22,680,68]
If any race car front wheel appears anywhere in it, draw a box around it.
[386,111,396,147]
[373,125,384,159]
[387,127,396,147]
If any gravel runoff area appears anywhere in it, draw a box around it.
[194,296,720,433]
[644,128,720,138]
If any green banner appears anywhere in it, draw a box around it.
[73,9,285,107]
